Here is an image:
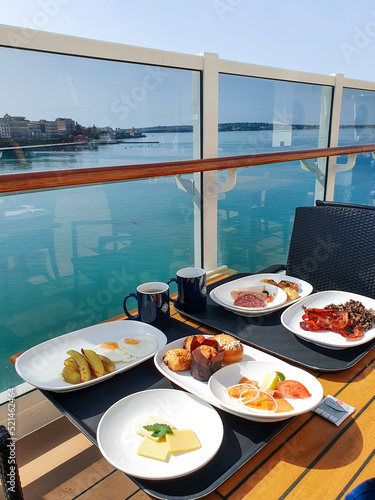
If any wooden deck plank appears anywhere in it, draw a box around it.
[285,400,375,499]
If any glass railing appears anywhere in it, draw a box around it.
[1,24,375,398]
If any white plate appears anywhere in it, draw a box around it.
[97,389,223,480]
[154,337,316,422]
[213,281,287,311]
[281,290,375,349]
[208,361,323,419]
[15,321,167,392]
[210,274,313,317]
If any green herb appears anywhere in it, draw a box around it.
[143,423,173,438]
[276,371,286,381]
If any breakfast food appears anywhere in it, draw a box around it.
[61,335,159,384]
[190,339,224,381]
[183,334,205,351]
[300,300,375,339]
[135,415,200,462]
[62,349,116,384]
[225,371,311,413]
[260,278,299,301]
[163,348,191,371]
[214,334,244,365]
[230,285,275,308]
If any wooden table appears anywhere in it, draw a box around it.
[11,272,375,499]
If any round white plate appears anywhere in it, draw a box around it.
[97,389,223,480]
[210,274,312,317]
[281,290,375,349]
[15,321,167,392]
[208,361,323,419]
[213,280,287,311]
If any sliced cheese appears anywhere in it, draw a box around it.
[137,436,170,462]
[134,415,175,441]
[165,429,201,454]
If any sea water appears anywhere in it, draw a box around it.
[1,129,374,393]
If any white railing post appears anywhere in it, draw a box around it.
[325,73,344,200]
[200,52,220,271]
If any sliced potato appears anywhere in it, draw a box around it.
[67,350,91,382]
[278,280,299,291]
[64,357,78,371]
[62,366,82,384]
[98,354,115,373]
[282,286,299,301]
[82,349,105,378]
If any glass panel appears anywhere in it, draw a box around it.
[217,160,320,272]
[334,88,375,205]
[218,74,332,155]
[216,74,332,272]
[0,177,195,393]
[0,46,200,173]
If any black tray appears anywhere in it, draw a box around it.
[41,318,293,500]
[174,273,375,372]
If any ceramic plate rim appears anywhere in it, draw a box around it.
[208,360,323,418]
[281,290,375,348]
[96,388,224,480]
[15,320,167,392]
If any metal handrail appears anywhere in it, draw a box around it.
[1,143,375,194]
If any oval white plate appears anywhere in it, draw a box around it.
[210,274,313,317]
[213,281,287,311]
[15,321,167,392]
[281,290,375,349]
[155,337,310,422]
[97,389,223,480]
[208,361,323,419]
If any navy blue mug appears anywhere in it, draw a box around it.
[167,267,207,313]
[123,282,170,329]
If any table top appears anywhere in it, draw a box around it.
[28,273,375,499]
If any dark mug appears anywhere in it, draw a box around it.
[123,282,170,329]
[167,267,207,313]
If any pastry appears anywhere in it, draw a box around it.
[190,339,224,381]
[163,348,191,371]
[213,334,243,365]
[183,334,205,352]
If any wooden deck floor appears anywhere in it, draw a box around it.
[7,417,152,500]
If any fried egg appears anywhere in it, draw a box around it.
[119,335,159,358]
[92,341,134,363]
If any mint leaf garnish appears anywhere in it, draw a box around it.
[276,371,285,381]
[143,423,173,438]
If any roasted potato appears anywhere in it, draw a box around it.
[62,365,82,384]
[282,286,299,301]
[67,350,92,382]
[81,349,105,378]
[278,280,299,291]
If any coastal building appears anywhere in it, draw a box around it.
[55,117,75,136]
[3,113,30,138]
[0,119,10,138]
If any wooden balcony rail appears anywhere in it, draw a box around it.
[1,143,375,194]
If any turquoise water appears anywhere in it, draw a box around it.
[1,129,374,393]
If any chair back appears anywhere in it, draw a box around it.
[286,205,375,298]
[0,425,24,500]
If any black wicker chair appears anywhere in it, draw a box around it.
[0,425,23,500]
[260,204,375,298]
[316,199,375,210]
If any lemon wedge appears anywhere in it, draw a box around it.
[260,371,280,391]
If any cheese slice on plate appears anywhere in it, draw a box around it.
[134,415,175,441]
[137,435,170,462]
[165,429,201,454]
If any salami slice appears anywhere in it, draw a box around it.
[233,293,266,308]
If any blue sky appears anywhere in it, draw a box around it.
[1,0,375,127]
